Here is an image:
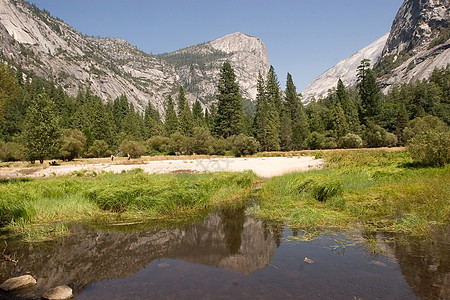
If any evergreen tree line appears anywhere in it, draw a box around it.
[0,61,449,162]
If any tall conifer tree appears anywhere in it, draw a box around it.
[214,61,244,138]
[164,95,179,136]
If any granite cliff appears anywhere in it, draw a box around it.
[0,0,269,112]
[302,0,450,102]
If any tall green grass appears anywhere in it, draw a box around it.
[255,150,450,236]
[0,169,256,240]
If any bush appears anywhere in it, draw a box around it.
[209,137,227,155]
[338,133,363,149]
[147,136,170,153]
[0,142,25,161]
[323,136,337,149]
[119,140,147,158]
[403,115,448,143]
[88,140,110,158]
[362,122,387,148]
[307,132,325,150]
[60,129,86,161]
[228,134,260,157]
[168,133,194,155]
[384,132,398,147]
[407,129,450,166]
[192,127,212,154]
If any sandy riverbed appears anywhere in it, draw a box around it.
[0,156,323,179]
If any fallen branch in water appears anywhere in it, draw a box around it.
[2,241,18,265]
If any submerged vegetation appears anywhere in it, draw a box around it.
[0,169,256,241]
[254,149,450,237]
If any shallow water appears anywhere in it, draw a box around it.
[1,207,448,299]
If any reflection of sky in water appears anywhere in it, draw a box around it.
[1,208,448,299]
[77,229,417,300]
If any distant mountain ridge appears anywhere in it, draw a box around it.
[301,0,450,103]
[0,0,269,112]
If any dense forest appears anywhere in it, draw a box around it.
[0,60,449,163]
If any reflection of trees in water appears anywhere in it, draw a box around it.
[389,231,450,300]
[221,206,246,255]
[0,210,277,298]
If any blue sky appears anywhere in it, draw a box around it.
[30,0,403,91]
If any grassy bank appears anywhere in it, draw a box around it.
[0,169,256,241]
[253,150,449,236]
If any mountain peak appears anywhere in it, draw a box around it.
[0,1,269,112]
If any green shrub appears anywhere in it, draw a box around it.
[88,140,110,158]
[209,137,227,155]
[403,115,448,143]
[168,132,194,155]
[228,134,260,157]
[307,132,325,150]
[147,136,170,153]
[384,132,398,147]
[0,142,25,161]
[60,129,86,160]
[119,140,147,158]
[324,136,337,149]
[338,133,363,149]
[192,127,212,154]
[362,122,387,148]
[407,129,450,166]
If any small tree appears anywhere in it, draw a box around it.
[119,140,147,158]
[228,134,260,157]
[407,130,450,166]
[338,133,363,149]
[21,93,61,163]
[60,129,86,161]
[307,132,326,150]
[88,140,110,158]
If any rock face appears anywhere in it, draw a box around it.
[383,0,449,55]
[301,33,389,104]
[0,0,269,113]
[302,0,450,102]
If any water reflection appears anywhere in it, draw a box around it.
[387,230,450,299]
[0,210,448,299]
[0,208,278,299]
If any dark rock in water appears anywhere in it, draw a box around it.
[0,275,36,291]
[42,285,73,300]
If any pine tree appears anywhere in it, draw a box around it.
[21,93,61,163]
[336,79,360,133]
[266,66,282,115]
[357,60,380,122]
[285,73,309,150]
[179,102,194,136]
[164,95,178,136]
[253,74,280,151]
[331,102,349,138]
[214,61,245,138]
[395,102,409,145]
[192,100,205,127]
[176,86,187,117]
[144,102,164,137]
[0,64,19,121]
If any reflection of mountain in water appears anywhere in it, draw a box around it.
[389,230,450,300]
[0,209,277,298]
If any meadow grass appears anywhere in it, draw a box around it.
[0,169,256,240]
[255,149,450,237]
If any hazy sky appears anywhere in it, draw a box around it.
[29,0,403,91]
